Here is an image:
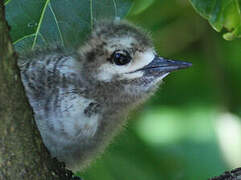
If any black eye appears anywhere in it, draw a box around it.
[111,50,132,65]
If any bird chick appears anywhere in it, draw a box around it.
[18,20,191,171]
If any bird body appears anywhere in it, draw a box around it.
[18,20,191,171]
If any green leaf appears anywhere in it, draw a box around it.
[128,0,154,15]
[189,0,241,40]
[5,0,132,51]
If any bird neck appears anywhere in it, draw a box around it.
[84,80,150,108]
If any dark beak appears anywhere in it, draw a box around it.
[137,55,192,75]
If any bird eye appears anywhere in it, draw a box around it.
[111,50,132,65]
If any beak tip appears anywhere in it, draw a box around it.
[183,61,192,68]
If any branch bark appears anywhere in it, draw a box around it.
[0,2,77,179]
[209,167,241,180]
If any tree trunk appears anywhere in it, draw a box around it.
[0,2,76,179]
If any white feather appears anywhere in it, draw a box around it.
[97,49,155,82]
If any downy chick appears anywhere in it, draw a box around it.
[18,20,191,171]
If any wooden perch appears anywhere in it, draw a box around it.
[209,168,241,180]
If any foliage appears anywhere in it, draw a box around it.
[5,0,131,50]
[4,0,241,179]
[189,0,241,40]
[128,0,154,15]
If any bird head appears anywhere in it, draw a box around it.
[79,20,191,96]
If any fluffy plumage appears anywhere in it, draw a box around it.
[18,20,190,171]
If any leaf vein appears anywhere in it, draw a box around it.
[32,0,51,49]
[90,0,93,30]
[48,2,64,46]
[112,0,117,17]
[4,0,12,5]
[13,33,36,45]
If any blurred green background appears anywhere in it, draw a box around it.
[79,0,241,179]
[5,0,241,179]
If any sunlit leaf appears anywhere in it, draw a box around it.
[5,0,132,51]
[189,0,241,40]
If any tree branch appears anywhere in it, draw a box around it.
[0,2,78,179]
[209,167,241,180]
